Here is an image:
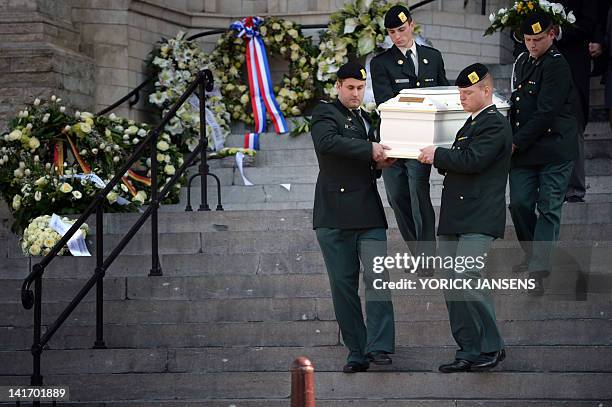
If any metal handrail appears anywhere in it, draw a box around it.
[21,69,217,399]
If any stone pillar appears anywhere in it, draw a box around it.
[0,0,95,130]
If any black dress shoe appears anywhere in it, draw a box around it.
[529,277,544,296]
[438,359,472,373]
[366,351,392,365]
[472,349,506,371]
[342,361,369,373]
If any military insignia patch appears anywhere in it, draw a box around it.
[398,12,407,23]
[531,22,542,34]
[468,71,480,84]
[360,69,366,79]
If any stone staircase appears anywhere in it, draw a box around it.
[1,111,612,404]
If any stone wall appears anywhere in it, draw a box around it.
[0,0,95,131]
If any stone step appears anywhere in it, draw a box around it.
[2,345,611,376]
[2,262,610,302]
[2,319,611,350]
[225,132,314,150]
[0,400,606,407]
[2,294,610,328]
[98,204,612,235]
[0,371,610,401]
[169,175,612,210]
[5,222,612,260]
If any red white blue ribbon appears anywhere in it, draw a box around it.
[244,132,260,150]
[231,17,289,135]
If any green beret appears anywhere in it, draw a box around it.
[337,61,367,81]
[384,5,411,29]
[455,63,489,88]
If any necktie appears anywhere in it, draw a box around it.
[406,49,416,75]
[352,109,365,131]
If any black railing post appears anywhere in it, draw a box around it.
[93,205,106,349]
[198,71,211,211]
[31,273,43,407]
[150,130,162,276]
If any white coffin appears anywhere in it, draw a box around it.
[378,86,510,159]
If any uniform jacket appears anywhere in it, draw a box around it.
[434,105,512,238]
[510,45,578,167]
[311,100,387,230]
[370,43,449,106]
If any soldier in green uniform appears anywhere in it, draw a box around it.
[370,5,449,272]
[418,63,510,373]
[311,62,396,373]
[509,12,578,296]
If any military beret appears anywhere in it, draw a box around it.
[455,63,489,88]
[384,5,412,29]
[520,11,553,35]
[336,61,367,81]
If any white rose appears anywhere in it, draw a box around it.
[125,125,139,135]
[28,137,40,150]
[29,244,42,256]
[92,148,98,154]
[567,11,576,24]
[157,140,170,151]
[80,122,92,134]
[489,13,496,23]
[164,164,176,175]
[35,177,47,186]
[59,183,73,193]
[42,113,50,123]
[106,191,119,204]
[12,195,22,210]
[35,191,42,201]
[60,106,66,113]
[33,98,41,106]
[8,129,22,141]
[72,190,82,199]
[51,95,57,102]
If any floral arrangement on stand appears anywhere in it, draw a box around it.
[316,0,402,96]
[21,215,89,257]
[211,17,317,125]
[0,96,183,234]
[148,32,231,152]
[485,1,576,36]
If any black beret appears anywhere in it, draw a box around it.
[455,63,489,88]
[520,11,553,35]
[384,5,412,29]
[336,61,367,81]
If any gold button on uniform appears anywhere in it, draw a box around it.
[516,97,520,101]
[416,81,421,87]
[459,196,464,200]
[340,188,345,192]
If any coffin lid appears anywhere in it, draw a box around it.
[378,86,510,113]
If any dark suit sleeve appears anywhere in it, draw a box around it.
[311,104,373,162]
[436,52,450,86]
[434,120,507,174]
[513,57,572,151]
[557,0,597,45]
[370,57,395,106]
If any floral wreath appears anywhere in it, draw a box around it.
[0,97,183,233]
[316,0,405,96]
[485,1,576,37]
[148,32,231,152]
[211,17,317,124]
